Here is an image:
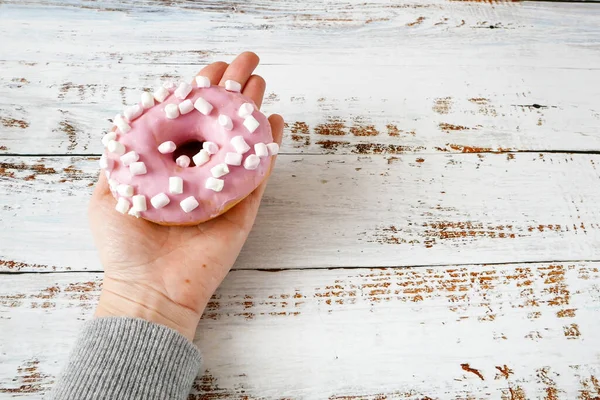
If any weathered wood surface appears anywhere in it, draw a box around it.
[2,154,600,273]
[1,263,599,399]
[2,0,600,399]
[1,2,600,155]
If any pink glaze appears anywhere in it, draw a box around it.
[102,83,274,224]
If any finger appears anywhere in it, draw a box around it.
[219,52,260,89]
[242,75,266,109]
[269,114,284,147]
[196,61,228,85]
[94,170,111,198]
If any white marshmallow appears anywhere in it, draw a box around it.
[243,116,260,133]
[102,131,117,147]
[243,154,260,170]
[195,75,211,88]
[205,177,224,192]
[108,179,119,191]
[267,142,280,155]
[128,208,140,218]
[231,136,250,154]
[174,82,193,100]
[163,81,176,90]
[151,193,170,209]
[176,155,190,168]
[132,194,147,212]
[203,141,219,155]
[104,170,111,179]
[120,151,139,166]
[117,184,134,197]
[129,161,147,176]
[99,155,111,170]
[124,104,143,122]
[115,197,130,214]
[225,80,242,92]
[158,141,177,154]
[254,142,268,158]
[141,92,155,109]
[154,86,170,103]
[224,152,242,166]
[107,140,125,155]
[218,114,233,130]
[238,103,254,118]
[180,196,199,213]
[169,176,183,194]
[178,99,194,115]
[194,97,213,115]
[113,115,131,134]
[192,149,210,166]
[165,103,180,119]
[210,163,229,178]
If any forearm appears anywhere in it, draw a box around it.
[50,317,201,400]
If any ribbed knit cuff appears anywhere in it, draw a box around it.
[51,317,202,400]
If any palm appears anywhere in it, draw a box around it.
[89,53,283,319]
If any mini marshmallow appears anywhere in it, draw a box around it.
[210,163,229,178]
[243,115,260,133]
[128,208,140,218]
[132,194,147,212]
[99,155,111,170]
[105,170,111,179]
[169,176,183,194]
[154,86,170,103]
[113,115,131,134]
[108,179,119,191]
[120,151,139,166]
[238,103,254,118]
[165,103,180,119]
[141,92,155,109]
[124,104,143,122]
[254,143,269,158]
[194,97,213,115]
[158,141,177,154]
[205,177,224,192]
[178,99,194,115]
[117,184,134,197]
[192,149,210,167]
[108,140,126,155]
[115,197,130,214]
[243,154,260,170]
[130,161,147,176]
[180,196,199,213]
[176,155,190,168]
[174,82,193,100]
[203,141,219,155]
[225,152,242,166]
[225,80,242,92]
[151,193,170,209]
[195,75,211,88]
[267,142,280,155]
[231,136,250,154]
[102,131,117,147]
[218,114,233,130]
[163,81,176,89]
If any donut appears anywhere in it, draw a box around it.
[98,76,279,225]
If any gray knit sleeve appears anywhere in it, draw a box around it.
[50,317,202,400]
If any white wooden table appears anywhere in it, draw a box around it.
[1,0,600,398]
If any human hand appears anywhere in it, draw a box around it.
[89,52,284,340]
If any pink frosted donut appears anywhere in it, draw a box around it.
[99,77,278,225]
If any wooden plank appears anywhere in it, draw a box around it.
[1,3,600,155]
[2,154,600,272]
[1,263,599,398]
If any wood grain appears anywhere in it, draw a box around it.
[1,2,599,155]
[1,263,599,398]
[2,154,600,272]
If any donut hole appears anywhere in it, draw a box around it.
[172,140,204,166]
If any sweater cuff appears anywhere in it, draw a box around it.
[51,317,202,400]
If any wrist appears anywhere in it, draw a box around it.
[96,277,200,340]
